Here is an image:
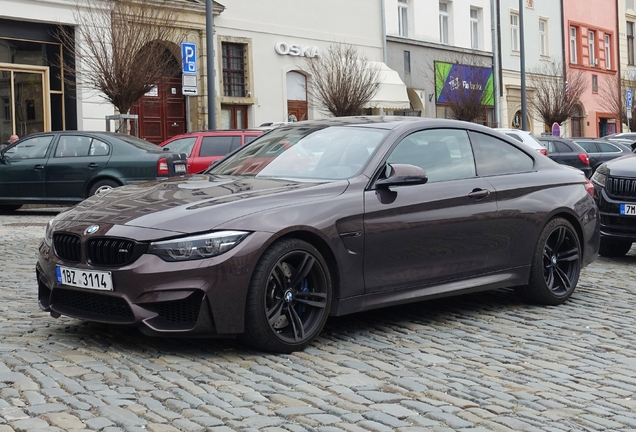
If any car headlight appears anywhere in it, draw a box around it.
[44,218,55,247]
[148,230,249,261]
[591,170,606,187]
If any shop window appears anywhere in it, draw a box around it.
[222,42,246,97]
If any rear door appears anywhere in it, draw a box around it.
[191,135,240,172]
[45,135,112,199]
[0,135,54,199]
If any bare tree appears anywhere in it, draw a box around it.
[527,59,587,126]
[431,57,494,123]
[56,0,183,115]
[599,71,636,126]
[301,43,381,117]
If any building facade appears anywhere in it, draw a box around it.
[498,0,563,135]
[384,0,495,123]
[563,0,619,137]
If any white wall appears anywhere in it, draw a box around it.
[0,0,114,131]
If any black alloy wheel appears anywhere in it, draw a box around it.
[243,239,332,353]
[517,218,581,305]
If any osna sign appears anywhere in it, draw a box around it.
[275,42,320,58]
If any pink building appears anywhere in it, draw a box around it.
[563,0,619,137]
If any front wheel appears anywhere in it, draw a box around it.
[516,218,581,305]
[242,239,332,353]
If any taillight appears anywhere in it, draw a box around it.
[578,153,590,165]
[539,148,548,156]
[584,179,594,198]
[157,157,169,175]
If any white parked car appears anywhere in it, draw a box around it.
[494,128,548,156]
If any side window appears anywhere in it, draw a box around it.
[542,141,556,153]
[554,141,573,153]
[6,135,53,159]
[577,141,598,153]
[597,142,621,153]
[200,136,234,157]
[387,129,476,183]
[505,133,523,143]
[55,136,91,157]
[161,137,196,156]
[229,136,243,151]
[89,139,110,156]
[244,135,259,145]
[471,132,534,176]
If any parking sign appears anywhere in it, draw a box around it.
[181,42,197,74]
[628,89,633,109]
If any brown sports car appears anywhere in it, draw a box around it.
[36,117,600,353]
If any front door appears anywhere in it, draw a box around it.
[0,67,49,143]
[0,134,53,199]
[131,77,186,144]
[363,128,498,294]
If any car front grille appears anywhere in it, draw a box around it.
[52,288,134,321]
[53,234,81,263]
[87,238,136,266]
[606,177,636,199]
[601,215,636,233]
[153,292,203,324]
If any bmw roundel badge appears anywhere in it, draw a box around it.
[84,225,100,235]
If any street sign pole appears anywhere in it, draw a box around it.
[181,42,198,133]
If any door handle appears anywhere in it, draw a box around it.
[33,165,44,170]
[468,188,490,199]
[88,163,100,168]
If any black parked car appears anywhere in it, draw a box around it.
[0,131,187,212]
[591,155,636,256]
[571,138,633,172]
[37,117,600,353]
[536,136,592,178]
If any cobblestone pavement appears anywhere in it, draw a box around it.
[2,207,636,432]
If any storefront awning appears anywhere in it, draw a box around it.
[364,62,411,110]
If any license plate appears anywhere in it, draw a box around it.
[56,266,113,291]
[620,204,636,215]
[175,163,187,174]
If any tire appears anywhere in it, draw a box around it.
[516,218,581,305]
[0,205,22,213]
[242,239,332,353]
[88,179,119,197]
[599,238,632,257]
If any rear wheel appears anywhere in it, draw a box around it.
[516,218,581,305]
[88,179,119,197]
[599,239,632,257]
[242,239,332,353]
[0,204,22,213]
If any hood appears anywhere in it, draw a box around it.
[604,154,636,177]
[56,174,348,234]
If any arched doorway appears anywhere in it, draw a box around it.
[130,42,185,144]
[570,105,584,137]
[286,71,308,122]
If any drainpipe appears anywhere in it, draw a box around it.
[491,0,500,127]
[381,0,388,64]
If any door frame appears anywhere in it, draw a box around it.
[0,62,51,135]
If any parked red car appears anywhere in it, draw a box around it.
[159,130,264,173]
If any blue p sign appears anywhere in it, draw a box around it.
[628,89,633,109]
[181,42,197,74]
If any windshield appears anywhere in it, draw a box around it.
[207,126,388,180]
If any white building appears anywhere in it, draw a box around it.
[498,0,563,135]
[384,0,495,123]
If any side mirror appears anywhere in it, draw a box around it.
[376,163,428,188]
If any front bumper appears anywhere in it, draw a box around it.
[36,229,273,336]
[595,188,636,242]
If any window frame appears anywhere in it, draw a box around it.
[510,12,520,52]
[470,8,480,50]
[605,33,611,70]
[538,18,548,57]
[628,22,635,66]
[439,2,450,45]
[221,42,246,98]
[589,30,596,67]
[398,0,409,37]
[570,26,578,64]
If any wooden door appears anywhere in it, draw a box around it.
[571,117,582,137]
[132,77,186,144]
[287,100,308,122]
